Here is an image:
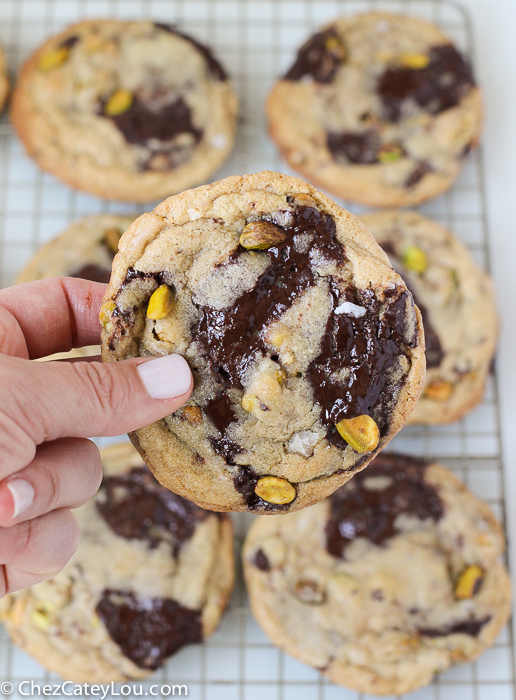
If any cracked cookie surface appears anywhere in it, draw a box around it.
[100,172,425,513]
[0,443,234,683]
[361,210,498,424]
[243,452,511,695]
[267,12,482,207]
[11,20,237,202]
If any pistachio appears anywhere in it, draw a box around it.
[39,46,70,71]
[335,415,379,453]
[275,369,287,387]
[103,227,122,254]
[104,88,134,117]
[378,144,404,163]
[147,285,174,320]
[31,602,55,631]
[242,392,260,412]
[182,406,203,427]
[425,380,453,401]
[240,221,286,250]
[255,476,296,505]
[294,579,326,605]
[325,35,347,62]
[455,565,484,599]
[403,245,428,274]
[99,300,116,326]
[400,52,430,69]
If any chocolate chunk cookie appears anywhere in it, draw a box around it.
[100,172,425,513]
[243,452,511,695]
[0,443,234,682]
[361,210,498,424]
[268,13,482,207]
[17,214,135,360]
[11,20,237,202]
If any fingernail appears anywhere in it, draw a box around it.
[7,479,35,518]
[137,354,192,400]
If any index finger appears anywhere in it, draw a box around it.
[0,278,105,359]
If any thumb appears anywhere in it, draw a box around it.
[0,353,193,450]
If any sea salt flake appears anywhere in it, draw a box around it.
[334,301,366,318]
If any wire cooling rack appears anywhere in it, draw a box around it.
[0,0,513,698]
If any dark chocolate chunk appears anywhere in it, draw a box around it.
[153,23,228,81]
[60,35,80,50]
[327,129,380,165]
[307,283,418,435]
[232,464,289,512]
[108,95,202,151]
[96,466,208,554]
[378,44,475,122]
[253,548,271,572]
[325,453,443,558]
[284,28,345,84]
[70,264,111,284]
[405,161,432,189]
[380,241,444,369]
[96,590,202,669]
[418,616,491,638]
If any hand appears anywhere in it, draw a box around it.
[0,277,193,595]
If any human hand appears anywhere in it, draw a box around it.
[0,277,193,595]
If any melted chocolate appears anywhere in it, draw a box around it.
[154,23,228,81]
[110,95,202,150]
[418,616,491,638]
[378,44,475,122]
[96,466,207,553]
[284,28,345,83]
[405,161,432,189]
[197,206,344,432]
[307,283,417,433]
[70,263,111,284]
[253,548,271,571]
[380,241,444,368]
[325,453,443,558]
[96,590,202,669]
[326,129,380,165]
[60,35,80,50]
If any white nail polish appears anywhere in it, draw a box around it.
[137,354,192,400]
[7,479,35,518]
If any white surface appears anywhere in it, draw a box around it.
[0,0,513,698]
[460,0,516,668]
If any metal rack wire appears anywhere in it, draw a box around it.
[0,0,513,698]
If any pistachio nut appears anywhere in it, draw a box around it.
[240,221,286,250]
[104,88,134,117]
[147,284,174,320]
[335,415,379,453]
[455,565,484,599]
[255,476,296,505]
[39,46,70,71]
[99,300,116,326]
[403,245,428,274]
[425,380,453,401]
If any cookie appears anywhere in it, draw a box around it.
[100,171,425,513]
[11,20,237,202]
[267,13,482,207]
[17,214,135,285]
[0,43,9,112]
[17,214,135,360]
[360,210,498,424]
[0,443,234,683]
[243,452,511,695]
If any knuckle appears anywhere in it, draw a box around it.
[71,362,131,421]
